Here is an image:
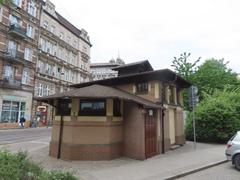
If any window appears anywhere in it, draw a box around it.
[65,69,69,81]
[136,82,148,94]
[46,85,50,96]
[73,41,77,48]
[28,0,37,17]
[22,68,29,85]
[9,14,20,26]
[56,99,71,116]
[67,36,71,43]
[113,99,121,116]
[83,46,87,53]
[168,86,175,104]
[177,88,182,105]
[1,101,26,123]
[43,21,48,29]
[59,32,64,39]
[26,25,33,38]
[13,0,22,7]
[43,84,48,96]
[79,100,106,116]
[3,65,14,80]
[50,25,55,33]
[24,48,32,61]
[7,40,17,57]
[37,83,43,97]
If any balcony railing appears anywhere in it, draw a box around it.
[4,49,24,63]
[0,78,21,88]
[8,24,27,39]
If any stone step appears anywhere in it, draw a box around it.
[170,144,181,150]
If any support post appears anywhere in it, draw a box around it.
[161,82,165,154]
[57,115,64,159]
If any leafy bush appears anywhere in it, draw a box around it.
[185,91,240,143]
[40,171,78,180]
[0,150,77,180]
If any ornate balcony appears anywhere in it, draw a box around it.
[8,24,27,39]
[0,78,21,89]
[3,49,24,64]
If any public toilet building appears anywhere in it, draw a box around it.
[41,61,191,160]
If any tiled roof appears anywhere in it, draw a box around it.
[112,60,153,71]
[39,85,162,108]
[90,63,120,68]
[71,69,192,88]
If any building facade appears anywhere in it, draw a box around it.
[0,0,41,128]
[33,0,91,125]
[0,0,91,128]
[90,58,124,81]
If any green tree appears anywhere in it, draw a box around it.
[171,52,200,110]
[185,90,240,143]
[0,0,12,5]
[192,58,239,99]
[171,52,201,80]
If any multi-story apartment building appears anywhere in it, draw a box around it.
[0,0,41,128]
[90,57,124,81]
[33,0,91,124]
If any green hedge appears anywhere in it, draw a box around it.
[185,91,240,143]
[0,150,78,180]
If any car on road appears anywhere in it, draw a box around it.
[226,131,240,170]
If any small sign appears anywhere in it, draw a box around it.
[37,106,47,112]
[149,109,153,116]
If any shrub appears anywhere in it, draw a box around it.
[185,91,240,143]
[40,171,78,180]
[0,150,77,180]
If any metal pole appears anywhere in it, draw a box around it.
[191,87,196,150]
[192,106,196,149]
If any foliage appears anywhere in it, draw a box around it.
[185,90,240,143]
[171,52,201,80]
[0,150,77,180]
[171,52,201,110]
[0,0,11,5]
[41,171,78,180]
[191,58,239,99]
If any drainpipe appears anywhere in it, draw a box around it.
[161,82,165,154]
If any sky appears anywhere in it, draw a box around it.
[51,0,240,72]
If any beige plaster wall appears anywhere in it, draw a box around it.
[123,102,145,160]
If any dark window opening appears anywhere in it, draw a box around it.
[56,99,71,116]
[136,82,148,94]
[113,99,121,116]
[177,88,181,105]
[169,86,175,104]
[79,99,106,116]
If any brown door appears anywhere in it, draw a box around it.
[145,110,157,158]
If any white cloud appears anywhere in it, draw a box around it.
[51,0,240,72]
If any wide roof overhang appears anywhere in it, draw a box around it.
[38,85,162,109]
[71,69,192,89]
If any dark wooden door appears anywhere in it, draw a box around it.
[145,111,157,158]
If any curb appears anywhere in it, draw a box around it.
[164,160,228,179]
[0,127,52,131]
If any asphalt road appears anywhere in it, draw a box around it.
[177,162,240,180]
[0,127,52,145]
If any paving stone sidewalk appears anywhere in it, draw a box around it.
[0,139,226,180]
